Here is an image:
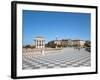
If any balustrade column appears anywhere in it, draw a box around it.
[37,40,39,48]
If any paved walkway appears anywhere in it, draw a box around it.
[22,48,91,70]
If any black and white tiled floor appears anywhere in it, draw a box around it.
[22,48,91,69]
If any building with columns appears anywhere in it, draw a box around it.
[34,36,45,49]
[72,39,85,48]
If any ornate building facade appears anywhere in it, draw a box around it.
[34,36,45,49]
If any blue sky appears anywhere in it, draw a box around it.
[22,10,91,45]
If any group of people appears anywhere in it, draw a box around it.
[74,46,83,51]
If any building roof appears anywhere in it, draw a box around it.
[35,36,45,41]
[36,36,44,38]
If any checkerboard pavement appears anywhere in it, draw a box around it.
[22,48,91,69]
